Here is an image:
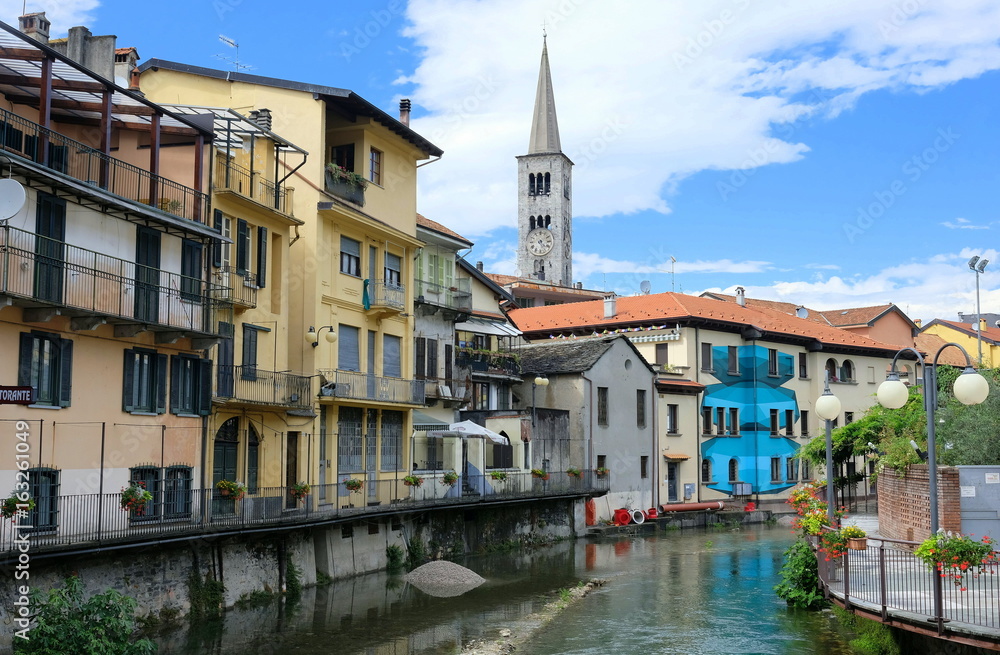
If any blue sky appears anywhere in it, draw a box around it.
[11,0,1000,322]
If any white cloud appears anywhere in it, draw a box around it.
[401,0,1000,236]
[2,1,101,36]
[941,217,990,230]
[805,263,841,270]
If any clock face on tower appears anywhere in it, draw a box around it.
[527,228,554,255]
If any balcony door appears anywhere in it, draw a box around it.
[33,193,65,303]
[213,417,239,515]
[135,227,161,323]
[285,431,299,509]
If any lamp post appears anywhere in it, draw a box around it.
[968,256,989,365]
[305,325,337,347]
[815,371,842,527]
[531,375,549,427]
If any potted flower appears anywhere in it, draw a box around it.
[531,468,549,480]
[325,163,369,190]
[403,474,424,487]
[595,467,609,478]
[915,530,997,589]
[343,478,363,493]
[1,492,35,521]
[489,470,508,482]
[440,471,460,486]
[121,481,154,515]
[566,467,582,479]
[215,479,247,500]
[290,481,310,502]
[841,525,867,550]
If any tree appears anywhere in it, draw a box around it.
[936,369,1000,466]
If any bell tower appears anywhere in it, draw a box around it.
[516,36,573,286]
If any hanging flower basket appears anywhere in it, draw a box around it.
[489,471,508,482]
[343,478,363,493]
[290,481,310,501]
[403,475,424,487]
[121,482,153,515]
[440,471,460,486]
[594,467,609,478]
[531,469,550,480]
[1,493,35,521]
[215,479,246,501]
[566,467,582,479]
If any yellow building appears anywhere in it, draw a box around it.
[920,319,1000,369]
[137,60,442,506]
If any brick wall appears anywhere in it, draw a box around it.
[878,465,961,542]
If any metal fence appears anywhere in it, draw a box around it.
[215,158,290,215]
[368,280,405,311]
[319,369,425,405]
[0,108,209,224]
[210,266,257,308]
[0,471,608,558]
[820,535,1000,636]
[215,365,312,409]
[414,278,472,313]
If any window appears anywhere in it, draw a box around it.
[383,334,402,378]
[701,343,713,371]
[769,409,779,435]
[667,404,679,434]
[472,382,488,410]
[256,226,268,289]
[332,143,355,171]
[597,387,609,426]
[543,172,551,194]
[845,411,854,424]
[729,408,739,435]
[770,457,781,482]
[868,366,876,384]
[825,358,838,382]
[785,409,794,436]
[768,349,778,376]
[701,459,712,483]
[340,236,361,276]
[247,425,260,494]
[27,468,59,533]
[786,458,799,482]
[727,346,739,374]
[384,252,401,288]
[636,390,646,428]
[701,406,713,434]
[369,147,382,185]
[528,173,536,196]
[801,410,809,436]
[802,459,811,480]
[798,353,808,378]
[597,455,607,471]
[18,331,72,407]
[841,360,855,382]
[337,406,363,473]
[180,239,203,301]
[242,324,264,380]
[170,354,212,416]
[426,339,438,380]
[640,455,649,479]
[381,410,403,471]
[338,325,360,372]
[716,407,725,435]
[728,458,739,482]
[129,466,161,520]
[164,466,193,518]
[655,343,669,367]
[123,348,167,414]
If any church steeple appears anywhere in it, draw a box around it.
[527,35,561,155]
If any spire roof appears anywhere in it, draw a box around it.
[527,37,561,154]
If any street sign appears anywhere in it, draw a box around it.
[0,386,34,405]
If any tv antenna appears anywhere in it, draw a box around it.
[216,35,253,72]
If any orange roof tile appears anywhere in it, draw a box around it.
[416,213,473,246]
[701,292,826,323]
[508,292,903,353]
[923,319,1000,345]
[485,273,520,286]
[913,332,971,366]
[819,304,900,327]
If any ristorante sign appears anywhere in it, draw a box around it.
[0,387,35,405]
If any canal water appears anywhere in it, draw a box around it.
[162,524,856,654]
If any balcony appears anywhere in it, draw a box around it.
[318,369,425,405]
[215,365,312,410]
[324,168,365,206]
[0,108,209,225]
[456,348,521,377]
[0,224,230,337]
[366,279,405,314]
[415,278,472,314]
[210,267,257,310]
[215,158,293,216]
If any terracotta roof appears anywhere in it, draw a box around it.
[470,309,508,321]
[700,292,826,323]
[416,213,472,246]
[508,292,903,353]
[922,319,1000,345]
[115,47,138,56]
[913,332,972,367]
[701,293,915,330]
[485,273,520,286]
[819,304,899,327]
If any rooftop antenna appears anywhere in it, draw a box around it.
[670,256,677,292]
[216,35,253,72]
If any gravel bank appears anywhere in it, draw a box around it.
[405,560,487,598]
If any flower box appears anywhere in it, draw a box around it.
[325,168,366,206]
[848,537,868,551]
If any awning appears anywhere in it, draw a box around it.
[663,451,691,461]
[455,317,521,338]
[413,410,449,430]
[449,420,510,445]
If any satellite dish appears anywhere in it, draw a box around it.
[513,268,522,278]
[795,306,809,319]
[0,179,26,220]
[640,280,651,295]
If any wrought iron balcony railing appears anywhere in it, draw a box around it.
[0,108,209,225]
[367,279,405,312]
[317,369,425,405]
[0,224,231,336]
[214,158,291,216]
[210,266,257,309]
[215,365,312,409]
[414,278,472,313]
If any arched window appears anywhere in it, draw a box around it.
[529,216,536,230]
[528,173,536,195]
[701,459,712,483]
[825,358,838,382]
[214,417,239,494]
[728,458,739,482]
[840,360,855,383]
[536,261,545,281]
[544,172,551,194]
[544,215,551,228]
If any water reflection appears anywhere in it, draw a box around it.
[163,526,854,654]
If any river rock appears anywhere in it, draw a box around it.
[405,560,486,597]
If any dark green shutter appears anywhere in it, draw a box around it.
[18,333,32,387]
[169,355,181,414]
[236,219,249,275]
[212,209,223,267]
[122,350,135,412]
[415,338,425,379]
[197,359,213,416]
[58,338,73,407]
[156,353,168,414]
[256,226,267,289]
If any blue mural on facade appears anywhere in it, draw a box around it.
[701,345,801,495]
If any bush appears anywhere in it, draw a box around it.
[774,538,826,610]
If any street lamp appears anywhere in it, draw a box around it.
[968,256,989,365]
[815,372,842,527]
[305,325,337,347]
[531,375,549,426]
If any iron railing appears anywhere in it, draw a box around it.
[215,365,312,409]
[318,369,425,405]
[0,108,209,224]
[214,158,291,215]
[414,278,472,313]
[819,535,1000,636]
[210,266,258,308]
[368,279,405,311]
[0,224,231,335]
[0,471,608,557]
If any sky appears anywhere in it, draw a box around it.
[6,0,1000,323]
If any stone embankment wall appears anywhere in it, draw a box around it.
[877,465,961,542]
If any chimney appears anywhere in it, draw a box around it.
[128,69,143,96]
[18,12,50,44]
[399,98,411,127]
[253,108,273,130]
[914,319,922,328]
[476,261,484,272]
[981,318,987,332]
[736,286,746,307]
[575,282,582,289]
[604,293,617,318]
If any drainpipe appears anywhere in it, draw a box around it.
[694,326,702,503]
[651,370,659,510]
[752,338,759,507]
[581,371,594,478]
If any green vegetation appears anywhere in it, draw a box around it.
[406,537,428,570]
[285,561,302,601]
[832,606,901,655]
[386,544,405,573]
[773,538,825,610]
[316,571,334,587]
[14,575,156,654]
[235,589,275,610]
[187,571,224,621]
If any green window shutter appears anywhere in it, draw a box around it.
[197,359,213,416]
[122,350,135,412]
[156,353,168,414]
[236,219,249,275]
[169,355,181,414]
[256,226,268,289]
[415,338,425,379]
[58,338,73,407]
[17,332,32,387]
[212,210,223,267]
